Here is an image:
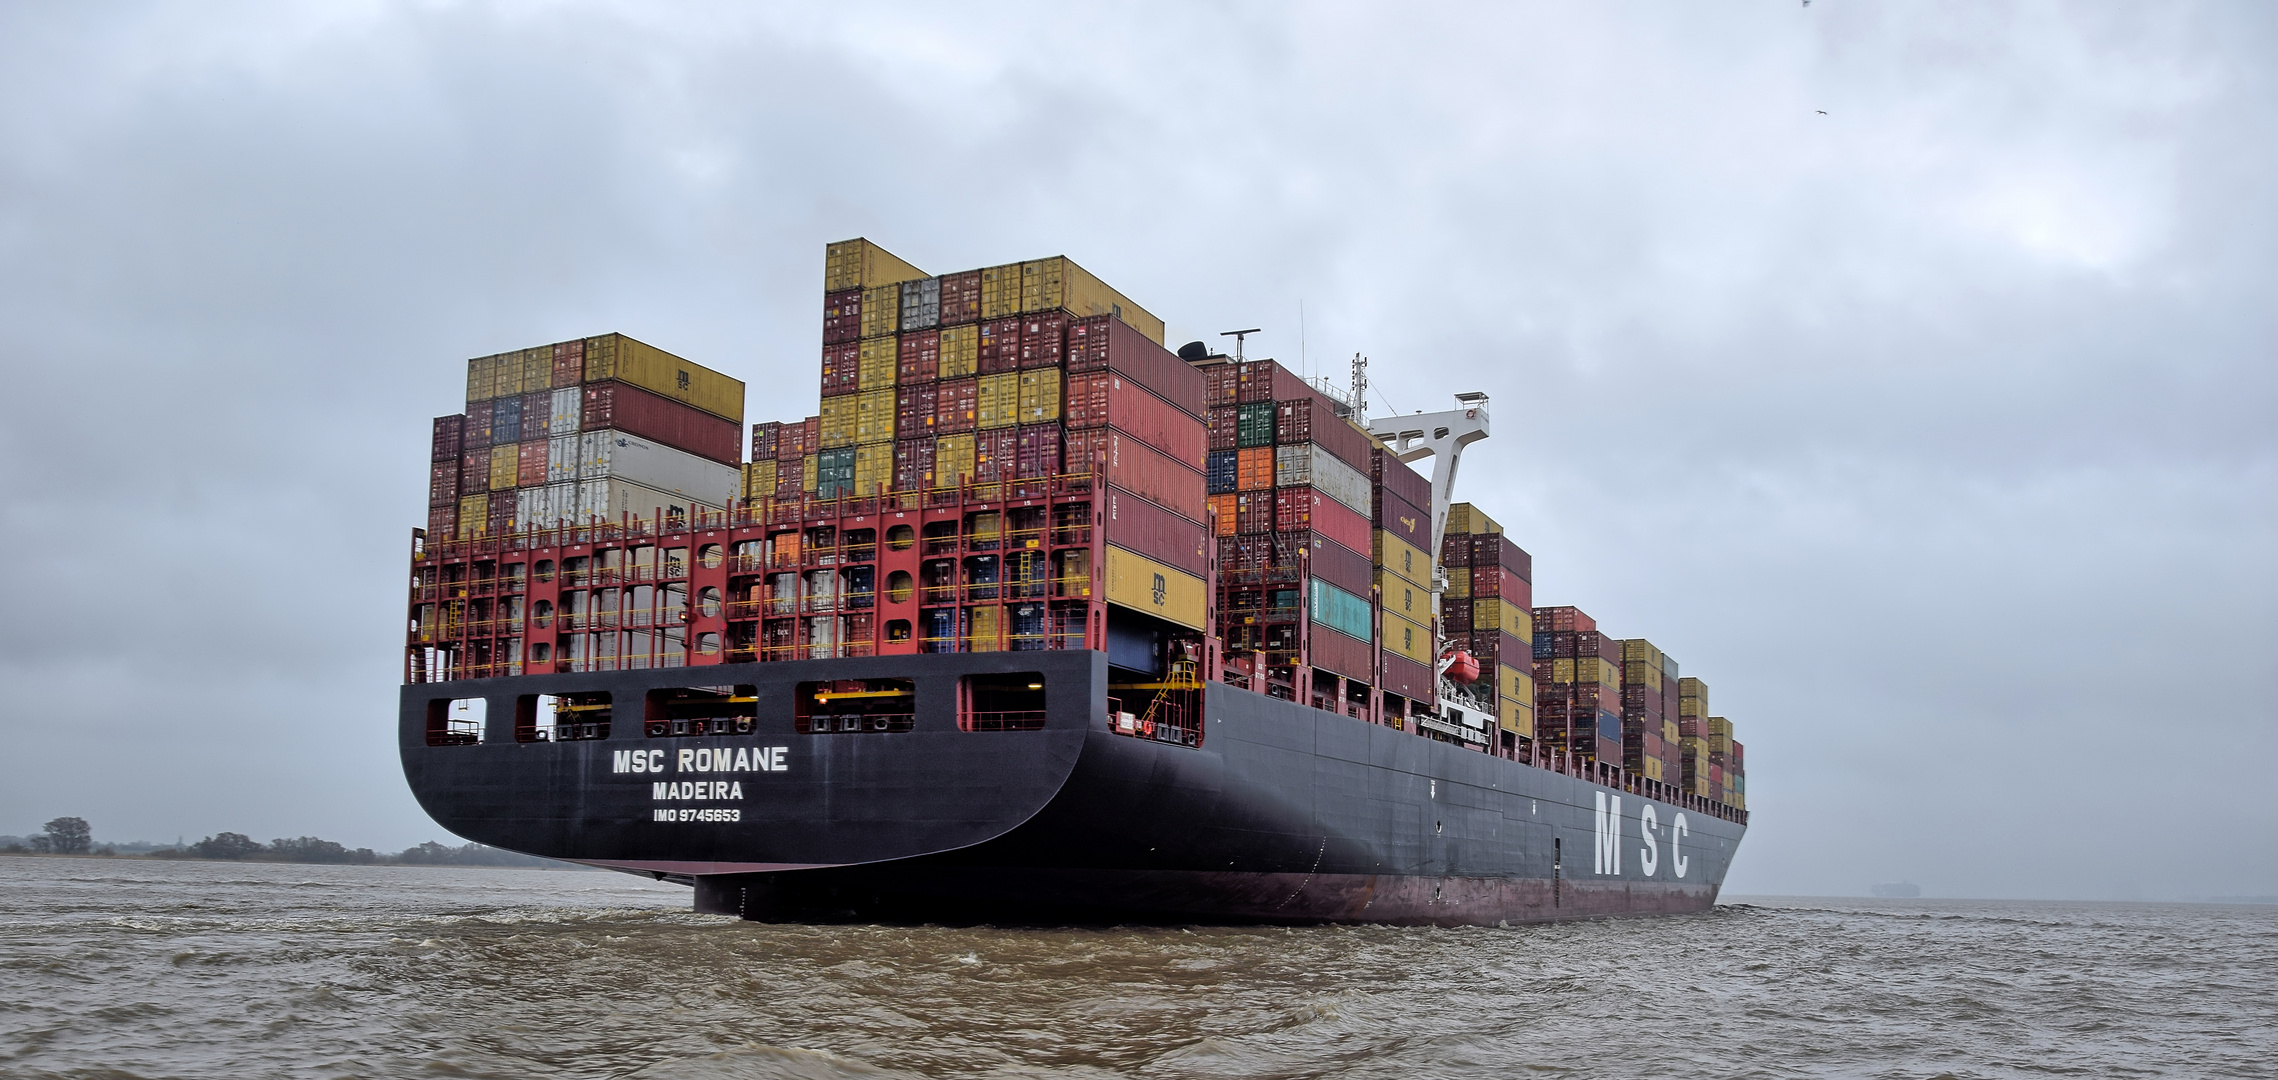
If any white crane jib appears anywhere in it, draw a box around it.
[1367,393,1490,575]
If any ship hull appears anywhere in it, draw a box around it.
[402,651,1744,926]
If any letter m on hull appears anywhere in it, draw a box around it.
[1594,791,1622,875]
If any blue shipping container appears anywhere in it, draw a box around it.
[1308,578,1372,641]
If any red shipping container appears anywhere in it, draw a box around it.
[934,377,978,433]
[1536,605,1595,635]
[1061,371,1207,469]
[1019,312,1067,369]
[1217,534,1268,572]
[520,389,552,442]
[428,460,459,507]
[426,504,457,538]
[458,452,490,495]
[1471,533,1533,583]
[581,381,741,465]
[973,429,1019,482]
[1014,423,1061,479]
[774,472,805,500]
[551,338,585,387]
[1203,363,1238,406]
[1103,486,1208,576]
[823,288,862,345]
[1578,629,1621,663]
[1288,531,1372,598]
[1235,360,1276,403]
[894,437,935,491]
[1063,316,1207,417]
[1208,406,1238,451]
[1371,448,1431,514]
[777,416,819,461]
[1275,487,1371,557]
[517,439,549,487]
[898,384,939,436]
[1375,490,1429,553]
[820,342,860,397]
[1065,428,1207,522]
[1278,398,1374,473]
[1381,653,1435,702]
[938,270,981,326]
[1276,396,1318,445]
[978,317,1021,374]
[431,414,465,462]
[749,420,780,462]
[898,329,939,383]
[464,400,495,449]
[486,495,517,535]
[1233,490,1274,535]
[1310,625,1373,682]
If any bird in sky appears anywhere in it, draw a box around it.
[1816,110,1828,115]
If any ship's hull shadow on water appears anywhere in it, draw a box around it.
[402,651,1744,927]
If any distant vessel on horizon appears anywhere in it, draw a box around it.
[1871,882,1922,898]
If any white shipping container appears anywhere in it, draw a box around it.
[575,476,726,527]
[547,435,581,485]
[1275,443,1372,515]
[517,480,579,528]
[577,429,738,505]
[549,387,583,436]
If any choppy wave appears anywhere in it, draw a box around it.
[1,859,2272,1079]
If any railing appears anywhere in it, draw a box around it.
[961,710,1045,732]
[799,713,914,734]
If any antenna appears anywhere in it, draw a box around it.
[1221,328,1262,363]
[1349,353,1369,422]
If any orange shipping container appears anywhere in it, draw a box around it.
[1236,447,1275,491]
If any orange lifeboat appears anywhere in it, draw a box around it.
[1441,649,1480,684]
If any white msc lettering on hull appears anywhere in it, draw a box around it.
[612,747,787,774]
[1672,812,1690,879]
[1638,804,1660,877]
[1593,791,1622,875]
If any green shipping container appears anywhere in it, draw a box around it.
[815,446,856,498]
[1308,578,1372,641]
[1236,401,1276,448]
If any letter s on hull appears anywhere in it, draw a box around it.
[1638,805,1659,877]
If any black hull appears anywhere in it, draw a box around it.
[401,651,1744,926]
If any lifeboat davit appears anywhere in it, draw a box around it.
[1441,649,1480,684]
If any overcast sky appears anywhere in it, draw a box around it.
[1,2,2270,900]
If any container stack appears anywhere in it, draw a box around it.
[1617,640,1685,785]
[1201,359,1384,708]
[1368,448,1436,702]
[1439,503,1536,741]
[1678,677,1711,797]
[775,239,1207,658]
[1530,606,1622,765]
[428,334,744,539]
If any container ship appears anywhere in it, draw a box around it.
[401,240,1749,925]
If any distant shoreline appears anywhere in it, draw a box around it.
[0,849,593,870]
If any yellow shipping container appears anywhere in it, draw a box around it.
[824,238,928,294]
[521,348,551,394]
[742,460,777,501]
[1019,257,1166,344]
[582,333,744,424]
[1103,545,1207,630]
[934,433,976,486]
[857,337,897,390]
[968,604,1002,652]
[1371,530,1429,591]
[1017,368,1061,423]
[1375,571,1427,622]
[1550,658,1575,684]
[860,284,901,340]
[1662,718,1681,744]
[1640,756,1666,783]
[979,263,1020,319]
[855,390,896,443]
[939,325,979,377]
[465,355,497,404]
[976,371,1021,429]
[1501,667,1533,706]
[1444,566,1470,599]
[853,442,892,494]
[456,494,488,539]
[1383,610,1433,665]
[818,396,857,448]
[1499,697,1534,738]
[1624,659,1665,691]
[1575,656,1620,688]
[1445,502,1501,536]
[488,445,518,491]
[1621,639,1663,665]
[802,453,818,492]
[1473,597,1529,638]
[1679,677,1708,717]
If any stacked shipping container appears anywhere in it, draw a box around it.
[1440,503,1535,741]
[429,334,744,540]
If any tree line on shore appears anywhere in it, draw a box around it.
[2,816,569,868]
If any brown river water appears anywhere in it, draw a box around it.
[1,858,2271,1079]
